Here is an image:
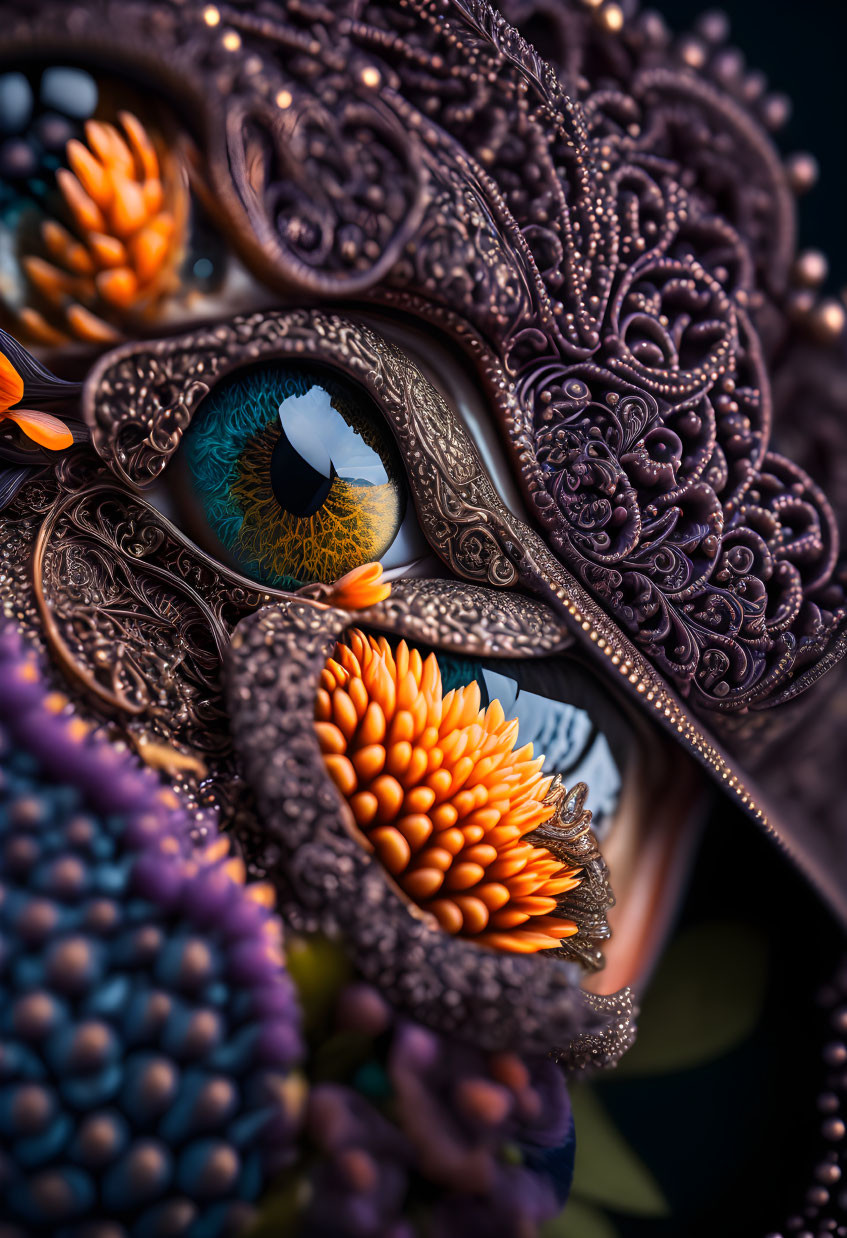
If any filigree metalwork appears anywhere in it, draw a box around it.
[5,0,845,728]
[85,311,821,905]
[30,455,265,749]
[0,451,266,847]
[533,781,615,974]
[0,0,843,921]
[224,592,634,1066]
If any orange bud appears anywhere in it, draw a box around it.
[96,266,139,309]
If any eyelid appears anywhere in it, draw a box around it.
[86,309,538,597]
[355,310,530,523]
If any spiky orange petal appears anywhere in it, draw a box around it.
[65,304,121,344]
[18,112,188,345]
[315,630,580,953]
[16,308,69,347]
[42,221,95,275]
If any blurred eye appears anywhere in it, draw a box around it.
[173,360,423,589]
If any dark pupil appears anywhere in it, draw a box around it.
[270,430,334,518]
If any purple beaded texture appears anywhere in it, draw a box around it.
[0,626,302,1236]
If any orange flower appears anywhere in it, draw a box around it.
[18,111,188,346]
[315,630,582,953]
[322,563,393,610]
[0,352,72,451]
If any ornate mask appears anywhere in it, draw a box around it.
[1,1,845,1234]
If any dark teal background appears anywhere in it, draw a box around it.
[656,0,847,291]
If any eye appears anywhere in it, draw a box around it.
[171,359,425,589]
[434,651,627,843]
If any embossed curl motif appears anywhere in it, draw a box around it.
[7,0,847,727]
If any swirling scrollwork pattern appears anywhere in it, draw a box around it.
[29,455,268,754]
[7,0,847,728]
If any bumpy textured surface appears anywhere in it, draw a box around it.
[225,596,634,1066]
[0,626,302,1235]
